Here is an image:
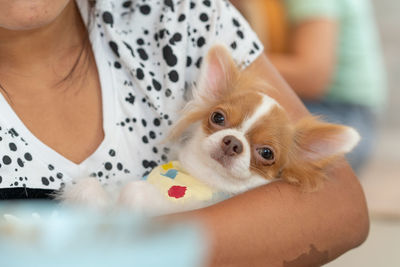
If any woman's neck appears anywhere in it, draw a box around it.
[0,1,88,84]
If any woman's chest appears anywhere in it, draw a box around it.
[7,69,104,165]
[0,65,180,191]
[0,118,175,192]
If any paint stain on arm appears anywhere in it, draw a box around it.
[283,244,329,267]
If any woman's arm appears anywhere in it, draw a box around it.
[269,20,338,100]
[171,54,369,267]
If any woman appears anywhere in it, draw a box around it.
[0,0,368,266]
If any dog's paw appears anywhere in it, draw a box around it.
[60,177,110,210]
[118,181,168,215]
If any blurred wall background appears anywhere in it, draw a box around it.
[359,0,400,216]
[376,0,400,130]
[327,0,400,266]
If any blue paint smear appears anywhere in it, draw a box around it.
[161,169,178,179]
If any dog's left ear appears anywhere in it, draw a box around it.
[294,117,360,162]
[195,44,239,104]
[283,116,360,189]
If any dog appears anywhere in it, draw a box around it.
[61,45,360,215]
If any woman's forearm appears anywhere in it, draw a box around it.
[182,160,369,267]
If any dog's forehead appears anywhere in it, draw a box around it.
[239,94,278,133]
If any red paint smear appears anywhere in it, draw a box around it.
[168,185,187,199]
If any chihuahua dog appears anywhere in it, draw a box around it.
[61,45,360,214]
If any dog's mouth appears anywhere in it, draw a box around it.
[210,150,233,168]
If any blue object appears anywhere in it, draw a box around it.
[0,202,207,267]
[161,169,179,179]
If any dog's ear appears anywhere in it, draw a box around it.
[294,116,360,161]
[168,45,239,141]
[282,116,360,189]
[195,44,239,104]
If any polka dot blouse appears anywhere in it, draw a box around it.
[0,0,263,199]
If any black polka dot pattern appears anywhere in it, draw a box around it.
[0,126,66,190]
[0,0,263,192]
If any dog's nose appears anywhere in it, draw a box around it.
[221,135,243,156]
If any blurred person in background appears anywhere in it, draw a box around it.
[232,0,387,173]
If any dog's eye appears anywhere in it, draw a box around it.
[211,112,225,126]
[257,147,275,163]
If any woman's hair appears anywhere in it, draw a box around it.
[58,0,96,86]
[0,1,95,101]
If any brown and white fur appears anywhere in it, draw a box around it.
[169,45,359,191]
[61,45,360,213]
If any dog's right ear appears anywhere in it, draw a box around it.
[194,44,239,105]
[167,45,239,141]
